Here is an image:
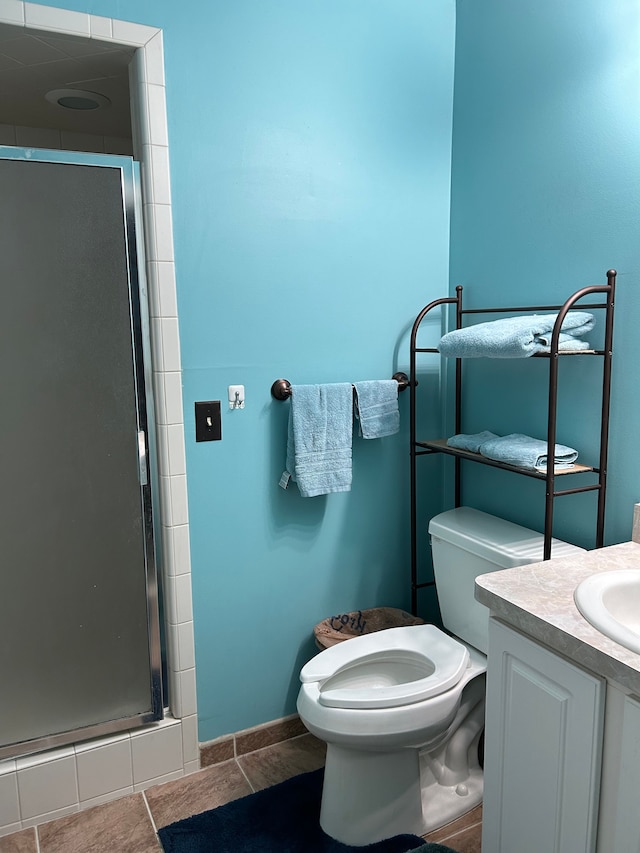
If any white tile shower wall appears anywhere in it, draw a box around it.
[0,719,185,835]
[17,748,78,823]
[0,761,20,832]
[0,121,133,154]
[0,3,197,835]
[633,503,640,544]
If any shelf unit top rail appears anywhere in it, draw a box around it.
[409,287,613,336]
[458,299,609,316]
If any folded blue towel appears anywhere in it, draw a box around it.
[447,431,500,453]
[538,335,591,353]
[479,433,579,471]
[438,311,595,358]
[353,380,400,439]
[280,384,353,497]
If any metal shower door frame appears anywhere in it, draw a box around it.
[0,146,163,759]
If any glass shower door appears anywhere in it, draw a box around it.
[0,148,162,758]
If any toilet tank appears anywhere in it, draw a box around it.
[428,506,586,654]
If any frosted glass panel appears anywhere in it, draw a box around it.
[0,154,160,751]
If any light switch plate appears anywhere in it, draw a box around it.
[195,401,221,441]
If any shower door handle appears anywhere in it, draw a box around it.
[138,430,148,486]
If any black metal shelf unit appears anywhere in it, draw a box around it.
[409,270,617,614]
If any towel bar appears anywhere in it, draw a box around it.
[270,372,411,401]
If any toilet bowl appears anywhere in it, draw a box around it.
[297,507,587,846]
[298,625,486,844]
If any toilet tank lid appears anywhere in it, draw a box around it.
[428,506,587,568]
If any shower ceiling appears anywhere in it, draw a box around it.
[0,23,134,137]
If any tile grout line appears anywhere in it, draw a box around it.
[235,757,257,793]
[142,790,160,838]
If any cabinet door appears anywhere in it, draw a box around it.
[597,686,640,852]
[482,619,604,853]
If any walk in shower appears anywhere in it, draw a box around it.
[0,147,162,760]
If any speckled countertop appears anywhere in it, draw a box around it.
[475,541,640,695]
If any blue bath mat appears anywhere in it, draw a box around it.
[158,768,459,853]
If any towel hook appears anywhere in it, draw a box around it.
[270,372,411,401]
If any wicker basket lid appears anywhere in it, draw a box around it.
[313,606,425,649]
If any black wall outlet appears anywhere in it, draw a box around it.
[195,400,222,442]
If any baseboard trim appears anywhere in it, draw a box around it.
[199,714,307,768]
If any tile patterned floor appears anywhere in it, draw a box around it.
[0,734,481,852]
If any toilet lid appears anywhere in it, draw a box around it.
[301,625,470,710]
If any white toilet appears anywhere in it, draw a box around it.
[297,506,586,846]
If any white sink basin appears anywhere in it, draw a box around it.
[574,569,640,654]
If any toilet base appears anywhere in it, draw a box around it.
[318,675,486,846]
[318,740,483,846]
[420,678,485,833]
[420,758,483,834]
[320,744,424,845]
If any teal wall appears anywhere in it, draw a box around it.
[173,1,455,740]
[449,0,640,548]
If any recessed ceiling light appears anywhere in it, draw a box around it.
[45,88,111,111]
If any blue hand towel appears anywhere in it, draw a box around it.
[438,311,595,358]
[353,380,400,439]
[479,433,579,471]
[280,383,353,497]
[447,431,500,453]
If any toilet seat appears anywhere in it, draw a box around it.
[300,624,470,710]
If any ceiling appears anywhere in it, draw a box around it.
[0,23,135,138]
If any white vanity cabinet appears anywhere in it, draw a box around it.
[475,542,640,853]
[596,685,640,852]
[482,618,605,853]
